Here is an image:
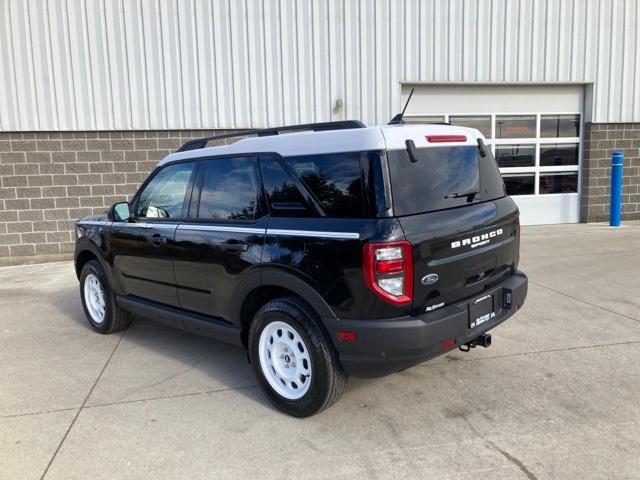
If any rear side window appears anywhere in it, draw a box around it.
[287,152,364,218]
[388,146,505,216]
[197,157,260,221]
[260,156,313,217]
[260,152,367,218]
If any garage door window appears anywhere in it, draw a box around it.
[449,115,491,138]
[407,112,581,198]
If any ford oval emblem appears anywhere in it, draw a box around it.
[421,273,439,285]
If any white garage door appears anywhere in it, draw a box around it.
[402,84,584,225]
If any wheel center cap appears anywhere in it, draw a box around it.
[284,354,290,363]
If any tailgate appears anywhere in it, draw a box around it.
[397,198,520,314]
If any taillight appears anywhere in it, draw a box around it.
[363,241,413,306]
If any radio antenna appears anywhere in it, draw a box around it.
[387,88,415,125]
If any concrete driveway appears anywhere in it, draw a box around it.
[1,223,639,480]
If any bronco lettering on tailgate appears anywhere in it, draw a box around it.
[451,228,503,250]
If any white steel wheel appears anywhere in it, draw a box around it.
[258,320,312,400]
[83,273,106,324]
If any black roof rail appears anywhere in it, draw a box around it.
[176,120,366,152]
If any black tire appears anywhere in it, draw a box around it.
[79,260,132,334]
[248,296,347,417]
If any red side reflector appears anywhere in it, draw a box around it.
[426,135,467,143]
[338,331,357,343]
[441,338,456,350]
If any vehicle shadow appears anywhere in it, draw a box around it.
[48,283,273,409]
[50,282,382,411]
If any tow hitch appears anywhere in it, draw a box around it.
[459,333,492,352]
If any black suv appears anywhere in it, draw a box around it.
[75,121,527,417]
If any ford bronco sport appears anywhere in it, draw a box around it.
[75,120,527,417]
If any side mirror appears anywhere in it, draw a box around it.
[110,202,131,222]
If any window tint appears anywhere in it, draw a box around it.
[135,162,196,219]
[260,156,312,217]
[198,157,260,221]
[286,152,364,217]
[503,173,535,195]
[540,144,579,166]
[495,145,536,167]
[495,115,536,138]
[405,115,446,124]
[449,115,492,138]
[388,146,505,216]
[541,115,580,137]
[539,172,578,194]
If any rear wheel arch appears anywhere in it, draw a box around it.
[238,270,338,349]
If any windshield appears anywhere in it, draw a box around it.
[387,145,505,216]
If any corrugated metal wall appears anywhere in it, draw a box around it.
[0,0,638,131]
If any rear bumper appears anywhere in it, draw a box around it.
[326,271,528,378]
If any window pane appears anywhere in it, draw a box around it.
[540,143,579,166]
[404,115,445,124]
[495,144,535,167]
[260,156,312,217]
[539,172,578,194]
[286,152,364,217]
[136,162,196,218]
[541,114,580,137]
[449,115,492,138]
[198,157,259,220]
[495,115,536,139]
[502,173,535,196]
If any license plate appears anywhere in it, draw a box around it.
[469,294,495,329]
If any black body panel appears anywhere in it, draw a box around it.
[109,221,181,307]
[397,196,520,314]
[173,220,267,321]
[330,271,528,377]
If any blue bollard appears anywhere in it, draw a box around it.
[609,151,623,227]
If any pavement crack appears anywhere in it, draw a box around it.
[84,383,259,410]
[0,406,79,419]
[39,330,127,480]
[530,280,640,324]
[462,417,537,480]
[485,439,538,480]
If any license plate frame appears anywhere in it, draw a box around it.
[469,294,495,329]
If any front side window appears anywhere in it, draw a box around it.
[197,157,260,221]
[135,162,196,219]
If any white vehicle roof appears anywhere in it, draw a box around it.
[159,123,484,166]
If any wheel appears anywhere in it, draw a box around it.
[79,260,132,334]
[248,297,347,417]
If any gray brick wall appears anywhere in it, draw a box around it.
[582,123,640,223]
[0,130,229,263]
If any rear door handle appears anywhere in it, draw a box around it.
[219,241,249,252]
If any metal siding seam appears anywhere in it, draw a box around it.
[634,0,640,119]
[44,0,60,130]
[24,0,40,129]
[119,0,134,129]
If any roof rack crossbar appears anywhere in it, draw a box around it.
[176,120,366,152]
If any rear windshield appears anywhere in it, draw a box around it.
[388,146,505,216]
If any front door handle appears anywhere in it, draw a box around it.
[219,241,249,252]
[149,234,167,246]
